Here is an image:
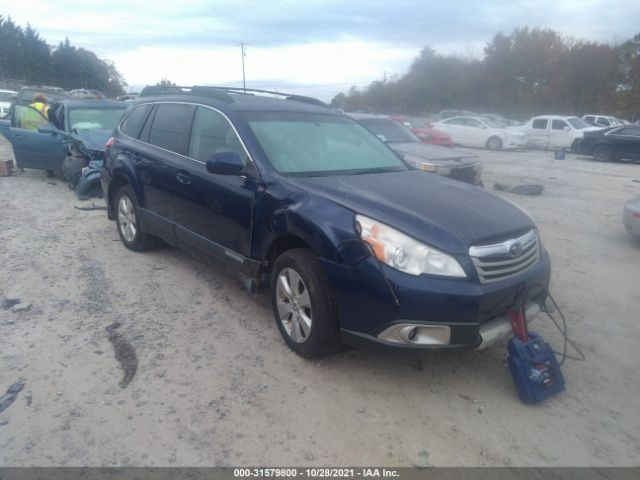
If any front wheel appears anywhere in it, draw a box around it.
[271,248,341,358]
[114,185,159,251]
[486,136,503,150]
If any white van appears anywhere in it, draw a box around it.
[518,115,602,150]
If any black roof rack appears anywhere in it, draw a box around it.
[138,85,327,108]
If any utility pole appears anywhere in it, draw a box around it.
[241,42,246,93]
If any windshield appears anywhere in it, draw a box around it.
[244,112,407,176]
[358,118,419,143]
[68,108,126,130]
[567,117,590,129]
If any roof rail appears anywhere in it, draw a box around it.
[138,85,327,108]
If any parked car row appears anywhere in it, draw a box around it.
[3,84,637,359]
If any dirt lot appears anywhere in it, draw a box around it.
[1,135,639,467]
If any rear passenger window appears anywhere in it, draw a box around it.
[552,120,568,130]
[532,119,547,129]
[188,107,248,165]
[147,103,194,155]
[120,104,150,138]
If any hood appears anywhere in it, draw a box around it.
[389,142,479,168]
[71,128,113,152]
[289,170,535,254]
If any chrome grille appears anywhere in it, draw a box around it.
[469,229,539,284]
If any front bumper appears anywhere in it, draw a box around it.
[320,248,551,351]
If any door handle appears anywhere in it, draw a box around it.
[176,171,192,185]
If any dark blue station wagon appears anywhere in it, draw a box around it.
[101,86,551,358]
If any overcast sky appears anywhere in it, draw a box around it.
[2,0,639,100]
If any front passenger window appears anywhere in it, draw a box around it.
[189,107,248,165]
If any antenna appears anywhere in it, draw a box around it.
[241,42,247,94]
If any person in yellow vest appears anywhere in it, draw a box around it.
[21,93,50,130]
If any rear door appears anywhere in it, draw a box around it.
[126,102,195,240]
[6,104,65,170]
[527,118,549,148]
[172,105,258,261]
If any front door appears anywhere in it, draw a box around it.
[612,127,640,160]
[7,104,65,170]
[549,119,574,149]
[171,106,258,260]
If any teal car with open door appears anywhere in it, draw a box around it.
[0,91,127,198]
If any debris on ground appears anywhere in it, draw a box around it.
[1,298,21,310]
[106,322,138,389]
[0,378,27,413]
[75,204,108,211]
[12,302,31,313]
[493,182,544,196]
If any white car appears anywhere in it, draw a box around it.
[0,89,17,119]
[582,114,624,128]
[518,115,602,151]
[432,116,527,150]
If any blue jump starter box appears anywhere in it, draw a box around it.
[507,331,566,403]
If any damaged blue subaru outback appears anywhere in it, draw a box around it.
[101,86,551,358]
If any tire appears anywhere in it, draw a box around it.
[486,136,503,151]
[114,185,159,251]
[270,248,341,359]
[61,154,86,189]
[592,144,613,162]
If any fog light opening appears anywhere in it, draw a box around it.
[407,327,418,342]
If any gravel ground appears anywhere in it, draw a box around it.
[1,135,639,467]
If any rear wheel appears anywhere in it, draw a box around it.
[592,144,614,162]
[271,248,341,358]
[114,185,159,251]
[486,136,503,150]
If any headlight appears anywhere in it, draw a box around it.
[355,215,467,278]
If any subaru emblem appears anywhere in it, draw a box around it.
[509,242,523,257]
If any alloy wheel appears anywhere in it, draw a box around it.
[275,268,312,343]
[117,195,137,243]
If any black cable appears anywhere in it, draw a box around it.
[525,283,586,365]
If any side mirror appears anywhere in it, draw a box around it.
[563,126,570,131]
[38,125,58,135]
[206,151,244,175]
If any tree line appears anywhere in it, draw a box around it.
[0,16,126,97]
[332,27,640,121]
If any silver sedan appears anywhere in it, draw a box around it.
[623,196,640,238]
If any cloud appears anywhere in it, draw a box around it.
[2,0,639,99]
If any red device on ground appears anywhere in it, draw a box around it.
[506,302,565,403]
